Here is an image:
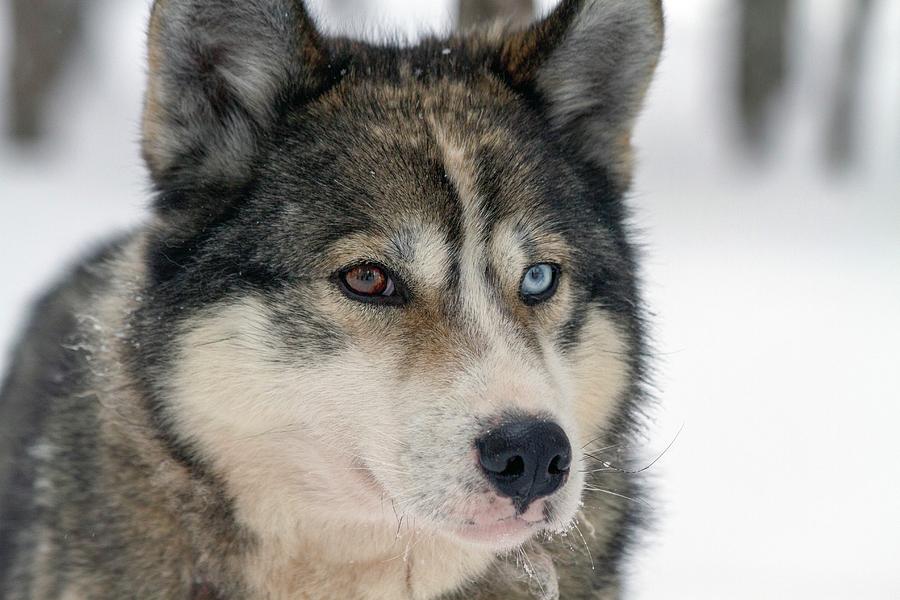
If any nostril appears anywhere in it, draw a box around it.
[497,455,525,479]
[548,454,569,476]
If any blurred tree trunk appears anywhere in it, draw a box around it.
[826,0,874,168]
[736,0,792,152]
[458,0,534,30]
[8,0,84,142]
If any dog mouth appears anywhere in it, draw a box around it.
[444,495,553,546]
[453,516,544,544]
[354,458,555,545]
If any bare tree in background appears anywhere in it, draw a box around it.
[458,0,534,30]
[737,0,881,169]
[736,0,792,153]
[827,0,874,168]
[8,0,84,142]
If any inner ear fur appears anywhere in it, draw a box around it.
[500,0,664,191]
[142,0,328,194]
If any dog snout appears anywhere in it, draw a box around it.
[475,420,571,509]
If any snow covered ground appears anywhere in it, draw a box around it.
[1,0,898,597]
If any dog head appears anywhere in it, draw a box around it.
[135,0,662,554]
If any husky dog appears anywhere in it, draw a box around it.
[0,0,663,598]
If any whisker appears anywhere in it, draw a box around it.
[571,520,595,571]
[191,335,239,348]
[581,437,621,452]
[584,423,684,475]
[520,547,545,597]
[583,486,651,508]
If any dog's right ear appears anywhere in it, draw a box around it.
[497,0,664,192]
[142,0,327,196]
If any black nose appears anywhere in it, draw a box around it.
[476,420,572,509]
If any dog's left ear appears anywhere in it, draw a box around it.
[142,0,327,193]
[499,0,664,190]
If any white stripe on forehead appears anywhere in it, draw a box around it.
[428,120,505,336]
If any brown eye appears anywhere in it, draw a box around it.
[338,263,402,304]
[344,265,388,295]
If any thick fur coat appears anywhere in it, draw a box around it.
[0,1,664,598]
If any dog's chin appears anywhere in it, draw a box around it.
[439,496,557,550]
[450,517,545,549]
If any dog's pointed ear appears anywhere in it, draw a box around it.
[142,0,327,193]
[499,0,664,190]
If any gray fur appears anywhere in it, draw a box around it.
[1,1,664,598]
[142,0,326,188]
[538,0,664,185]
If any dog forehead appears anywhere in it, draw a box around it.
[285,79,578,236]
[346,81,580,209]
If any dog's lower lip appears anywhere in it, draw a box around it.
[453,517,543,543]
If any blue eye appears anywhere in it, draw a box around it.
[520,263,559,304]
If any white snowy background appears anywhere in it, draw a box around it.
[1,0,898,598]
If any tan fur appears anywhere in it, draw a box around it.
[568,311,632,443]
[168,299,499,599]
[145,82,635,595]
[2,1,663,597]
[160,235,630,599]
